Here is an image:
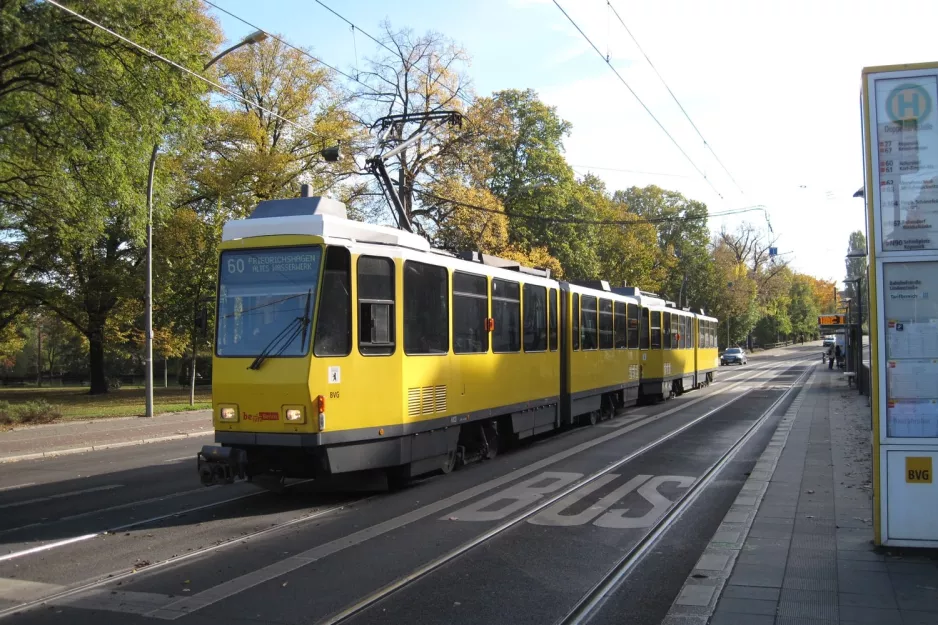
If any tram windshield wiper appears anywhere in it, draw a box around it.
[247,289,313,371]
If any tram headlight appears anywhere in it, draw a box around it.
[285,407,305,423]
[219,406,238,422]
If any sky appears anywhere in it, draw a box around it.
[204,0,938,286]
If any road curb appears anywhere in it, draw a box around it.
[0,430,214,464]
[661,365,817,625]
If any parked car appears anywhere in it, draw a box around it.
[822,335,835,347]
[721,347,747,366]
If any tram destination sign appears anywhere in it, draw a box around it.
[819,314,846,326]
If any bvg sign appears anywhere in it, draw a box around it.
[906,457,933,483]
[886,83,933,123]
[818,315,846,325]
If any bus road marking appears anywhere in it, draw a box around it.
[445,471,695,529]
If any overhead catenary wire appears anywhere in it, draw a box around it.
[201,0,381,97]
[570,164,690,178]
[414,187,768,227]
[44,0,328,140]
[607,1,744,194]
[550,0,724,201]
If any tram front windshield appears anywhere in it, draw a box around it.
[216,246,323,357]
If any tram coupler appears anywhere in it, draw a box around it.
[197,445,247,486]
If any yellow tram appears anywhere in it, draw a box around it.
[198,194,720,486]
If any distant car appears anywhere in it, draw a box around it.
[721,347,747,366]
[822,335,835,347]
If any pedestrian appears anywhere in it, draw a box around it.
[828,343,835,369]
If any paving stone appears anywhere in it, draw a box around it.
[709,612,774,625]
[838,591,898,609]
[837,549,884,562]
[782,575,838,592]
[838,559,887,573]
[674,584,716,607]
[695,553,730,572]
[728,564,785,588]
[716,597,777,616]
[839,604,903,624]
[899,609,938,625]
[720,585,780,602]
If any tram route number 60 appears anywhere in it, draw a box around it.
[444,471,695,529]
[227,258,245,273]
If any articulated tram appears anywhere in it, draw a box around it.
[197,193,720,487]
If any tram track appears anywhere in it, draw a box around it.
[314,357,813,625]
[0,350,809,621]
[557,363,814,625]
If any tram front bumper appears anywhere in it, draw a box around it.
[197,445,247,486]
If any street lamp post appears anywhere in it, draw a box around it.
[143,30,267,418]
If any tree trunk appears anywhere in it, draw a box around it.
[88,327,107,395]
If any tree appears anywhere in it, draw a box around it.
[355,22,472,231]
[789,274,821,340]
[0,0,221,393]
[189,37,363,219]
[153,207,219,404]
[613,185,710,306]
[481,89,598,276]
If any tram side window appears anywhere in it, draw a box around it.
[599,299,614,349]
[650,311,662,349]
[573,293,580,351]
[663,312,672,350]
[628,303,640,349]
[581,295,598,350]
[710,322,715,348]
[492,279,520,353]
[639,307,649,349]
[453,272,488,354]
[314,246,351,357]
[523,284,547,352]
[680,317,687,349]
[549,289,558,351]
[403,261,448,355]
[357,256,395,356]
[614,301,627,349]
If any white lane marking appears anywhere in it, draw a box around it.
[0,488,261,563]
[0,577,65,602]
[0,483,36,492]
[0,502,353,620]
[144,359,805,620]
[0,534,99,563]
[0,484,123,510]
[163,456,194,463]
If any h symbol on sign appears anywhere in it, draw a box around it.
[896,91,922,118]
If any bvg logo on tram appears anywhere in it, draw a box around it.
[886,83,933,123]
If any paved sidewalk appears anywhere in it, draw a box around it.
[665,365,938,624]
[0,410,212,463]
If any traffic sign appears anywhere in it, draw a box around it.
[818,314,846,325]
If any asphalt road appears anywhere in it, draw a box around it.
[0,345,818,625]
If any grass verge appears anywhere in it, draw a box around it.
[0,386,211,427]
